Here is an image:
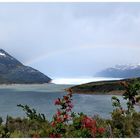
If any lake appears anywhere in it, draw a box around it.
[0,84,139,121]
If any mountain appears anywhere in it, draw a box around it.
[67,77,140,94]
[96,64,140,78]
[0,49,51,84]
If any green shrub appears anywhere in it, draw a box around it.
[0,82,139,138]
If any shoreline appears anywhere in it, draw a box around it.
[0,83,52,85]
[65,88,125,95]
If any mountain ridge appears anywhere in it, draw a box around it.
[0,49,51,84]
[96,64,140,78]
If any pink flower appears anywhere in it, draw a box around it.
[82,116,96,129]
[98,127,105,133]
[92,120,96,126]
[82,116,93,128]
[56,117,62,123]
[54,98,61,105]
[49,134,61,138]
[66,108,71,112]
[51,121,56,127]
[56,110,61,116]
[68,103,73,109]
[92,127,97,135]
[63,96,69,101]
[63,114,69,120]
[49,134,55,138]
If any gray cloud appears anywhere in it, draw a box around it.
[0,3,140,78]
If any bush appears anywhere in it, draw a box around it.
[0,82,139,138]
[109,81,140,137]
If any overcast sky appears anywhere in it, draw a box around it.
[1,3,140,78]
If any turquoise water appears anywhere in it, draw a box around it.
[0,84,139,121]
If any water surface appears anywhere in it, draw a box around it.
[0,84,139,121]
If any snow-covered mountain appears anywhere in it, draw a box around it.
[0,49,51,84]
[111,64,140,70]
[96,64,140,78]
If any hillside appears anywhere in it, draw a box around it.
[96,64,140,78]
[67,77,140,95]
[0,49,51,84]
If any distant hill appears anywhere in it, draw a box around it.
[96,64,140,78]
[67,77,140,95]
[0,49,51,84]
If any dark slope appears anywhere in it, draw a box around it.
[67,77,140,94]
[0,49,51,84]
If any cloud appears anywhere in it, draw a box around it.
[0,3,140,77]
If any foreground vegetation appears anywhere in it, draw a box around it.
[0,81,140,138]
